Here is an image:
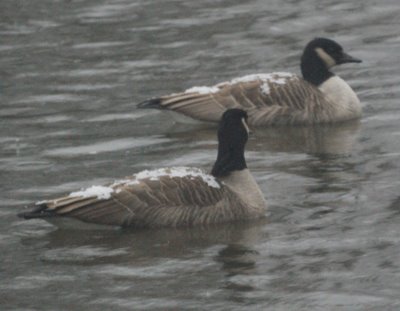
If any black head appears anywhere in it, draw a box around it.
[301,37,362,85]
[307,37,362,67]
[218,108,249,142]
[211,109,250,177]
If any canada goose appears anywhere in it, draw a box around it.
[138,38,362,126]
[18,109,267,228]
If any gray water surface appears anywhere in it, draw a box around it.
[1,0,400,310]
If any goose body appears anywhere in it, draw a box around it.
[138,38,362,126]
[18,109,267,228]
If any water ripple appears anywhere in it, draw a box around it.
[2,0,400,310]
[43,137,173,156]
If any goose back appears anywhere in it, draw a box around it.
[20,167,265,228]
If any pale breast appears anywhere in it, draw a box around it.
[219,169,267,213]
[318,76,362,121]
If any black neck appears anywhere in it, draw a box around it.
[211,141,247,178]
[211,109,249,178]
[301,49,334,86]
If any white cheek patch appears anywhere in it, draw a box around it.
[241,118,250,134]
[315,47,336,68]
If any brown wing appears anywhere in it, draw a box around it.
[139,74,329,126]
[20,176,250,228]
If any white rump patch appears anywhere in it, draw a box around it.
[115,167,220,189]
[69,185,114,200]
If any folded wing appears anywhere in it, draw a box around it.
[138,73,328,125]
[19,175,250,228]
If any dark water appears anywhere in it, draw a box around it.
[2,0,400,310]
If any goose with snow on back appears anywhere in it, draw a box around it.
[18,109,267,228]
[138,37,362,126]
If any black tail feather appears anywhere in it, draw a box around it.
[17,204,55,219]
[137,98,163,109]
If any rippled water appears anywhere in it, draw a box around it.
[2,0,400,310]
